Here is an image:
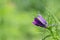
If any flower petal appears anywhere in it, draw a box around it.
[37,15,47,25]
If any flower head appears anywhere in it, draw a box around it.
[32,15,48,28]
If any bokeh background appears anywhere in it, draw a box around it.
[0,0,60,40]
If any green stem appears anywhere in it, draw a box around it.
[46,8,59,40]
[51,13,59,24]
[42,35,51,40]
[49,12,59,40]
[46,8,60,24]
[47,28,59,40]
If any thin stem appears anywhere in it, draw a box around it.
[47,13,50,26]
[46,8,60,24]
[49,12,59,40]
[42,35,51,40]
[47,28,59,40]
[46,8,59,40]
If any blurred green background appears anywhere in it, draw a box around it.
[0,0,60,40]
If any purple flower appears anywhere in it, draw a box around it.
[32,15,48,28]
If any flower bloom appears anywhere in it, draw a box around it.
[32,15,48,28]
